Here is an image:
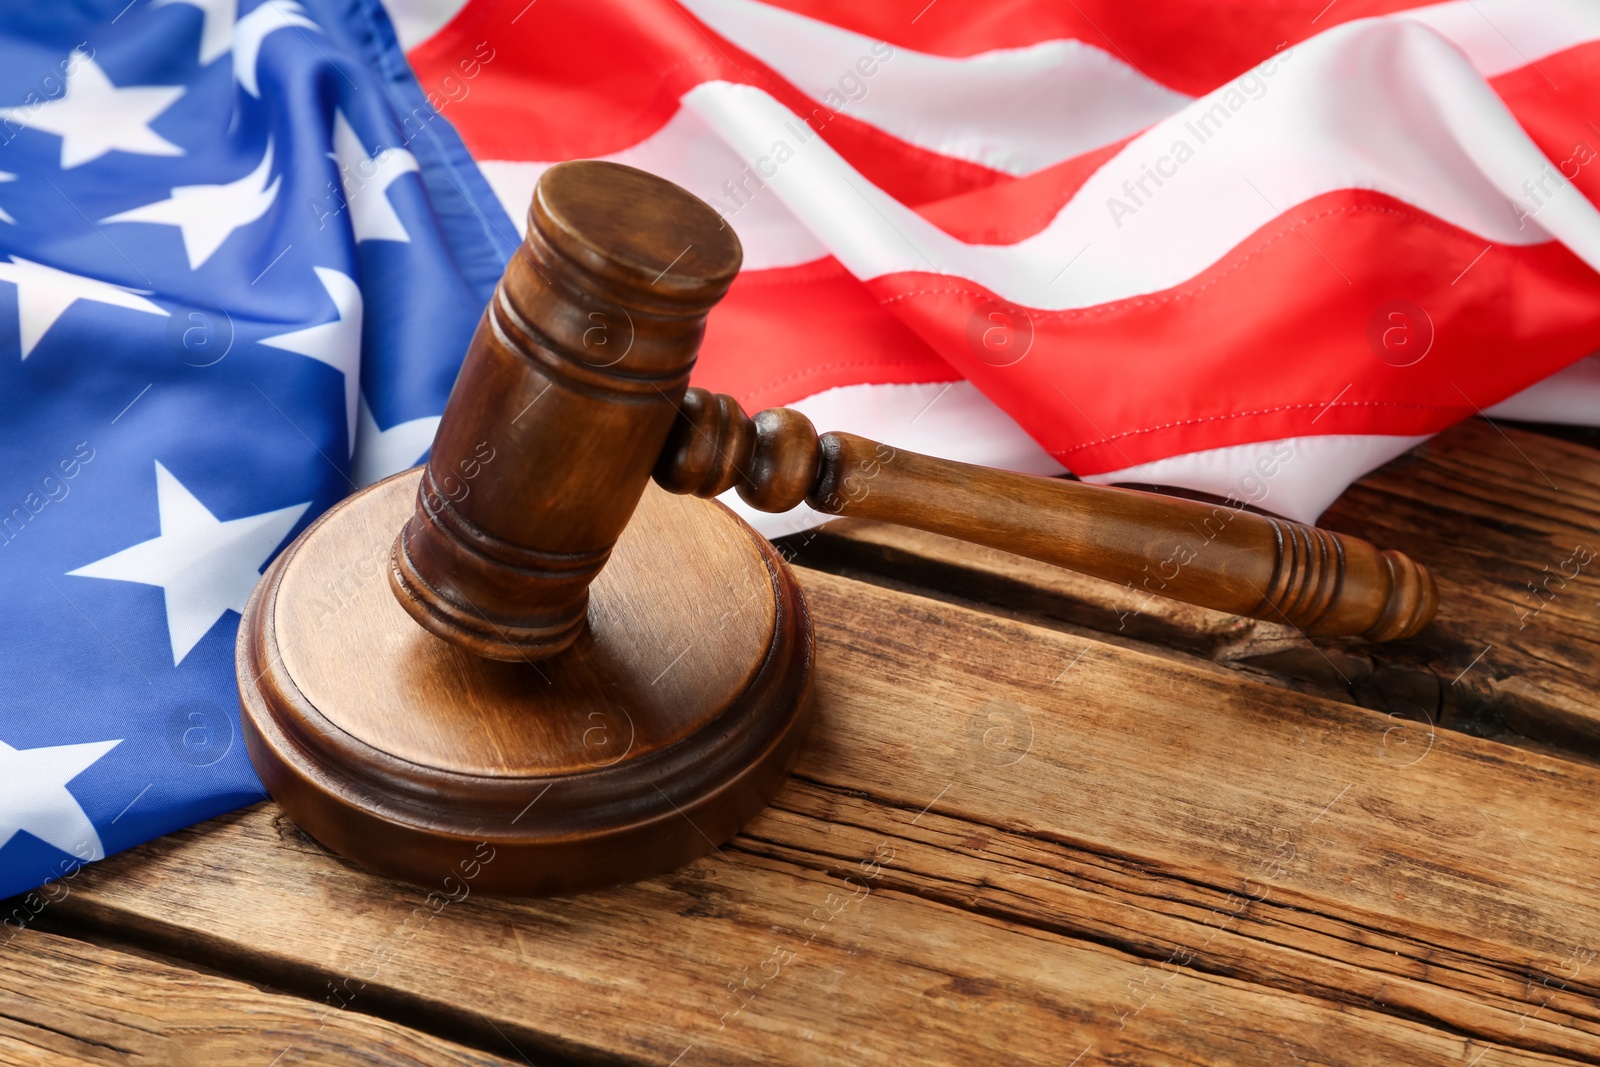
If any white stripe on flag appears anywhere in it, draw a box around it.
[1404,0,1600,78]
[477,104,830,270]
[717,380,1061,538]
[679,0,1192,176]
[715,380,1434,536]
[679,13,1600,310]
[1486,355,1600,425]
[384,0,469,51]
[472,1,1600,294]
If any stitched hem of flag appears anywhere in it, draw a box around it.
[327,0,518,301]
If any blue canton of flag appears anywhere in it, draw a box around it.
[0,0,516,903]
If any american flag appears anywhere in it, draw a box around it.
[410,0,1600,529]
[0,0,507,903]
[2,0,1597,902]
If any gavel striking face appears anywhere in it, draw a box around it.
[239,161,1436,897]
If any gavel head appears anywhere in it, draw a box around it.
[390,161,743,661]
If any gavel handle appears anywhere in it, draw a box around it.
[655,389,1437,641]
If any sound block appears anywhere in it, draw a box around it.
[237,469,813,897]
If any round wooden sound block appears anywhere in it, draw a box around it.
[237,469,813,897]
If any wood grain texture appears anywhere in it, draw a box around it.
[1320,420,1600,750]
[657,387,1438,641]
[0,927,522,1067]
[240,471,813,895]
[280,476,779,774]
[795,418,1600,754]
[49,570,1600,1065]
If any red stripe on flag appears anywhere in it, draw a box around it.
[417,5,1600,481]
[868,189,1600,472]
[912,41,1600,247]
[411,0,1009,203]
[744,0,1433,92]
[685,42,1600,425]
[912,136,1132,243]
[696,258,954,409]
[689,189,1600,469]
[1487,42,1600,212]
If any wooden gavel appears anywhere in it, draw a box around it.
[390,161,1436,664]
[240,159,1436,896]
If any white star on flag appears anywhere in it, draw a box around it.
[153,0,236,66]
[0,52,184,169]
[332,111,419,244]
[0,257,167,359]
[104,140,280,269]
[69,462,310,665]
[354,393,439,487]
[261,267,362,456]
[0,172,14,224]
[0,737,121,861]
[235,1,319,98]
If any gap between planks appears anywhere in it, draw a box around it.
[23,567,1600,1067]
[781,418,1600,761]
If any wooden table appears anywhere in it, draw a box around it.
[4,417,1599,1066]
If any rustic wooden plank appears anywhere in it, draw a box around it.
[42,805,1586,1067]
[1324,418,1600,749]
[34,570,1600,1065]
[0,926,524,1067]
[791,418,1600,753]
[783,572,1600,1054]
[749,780,1600,1057]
